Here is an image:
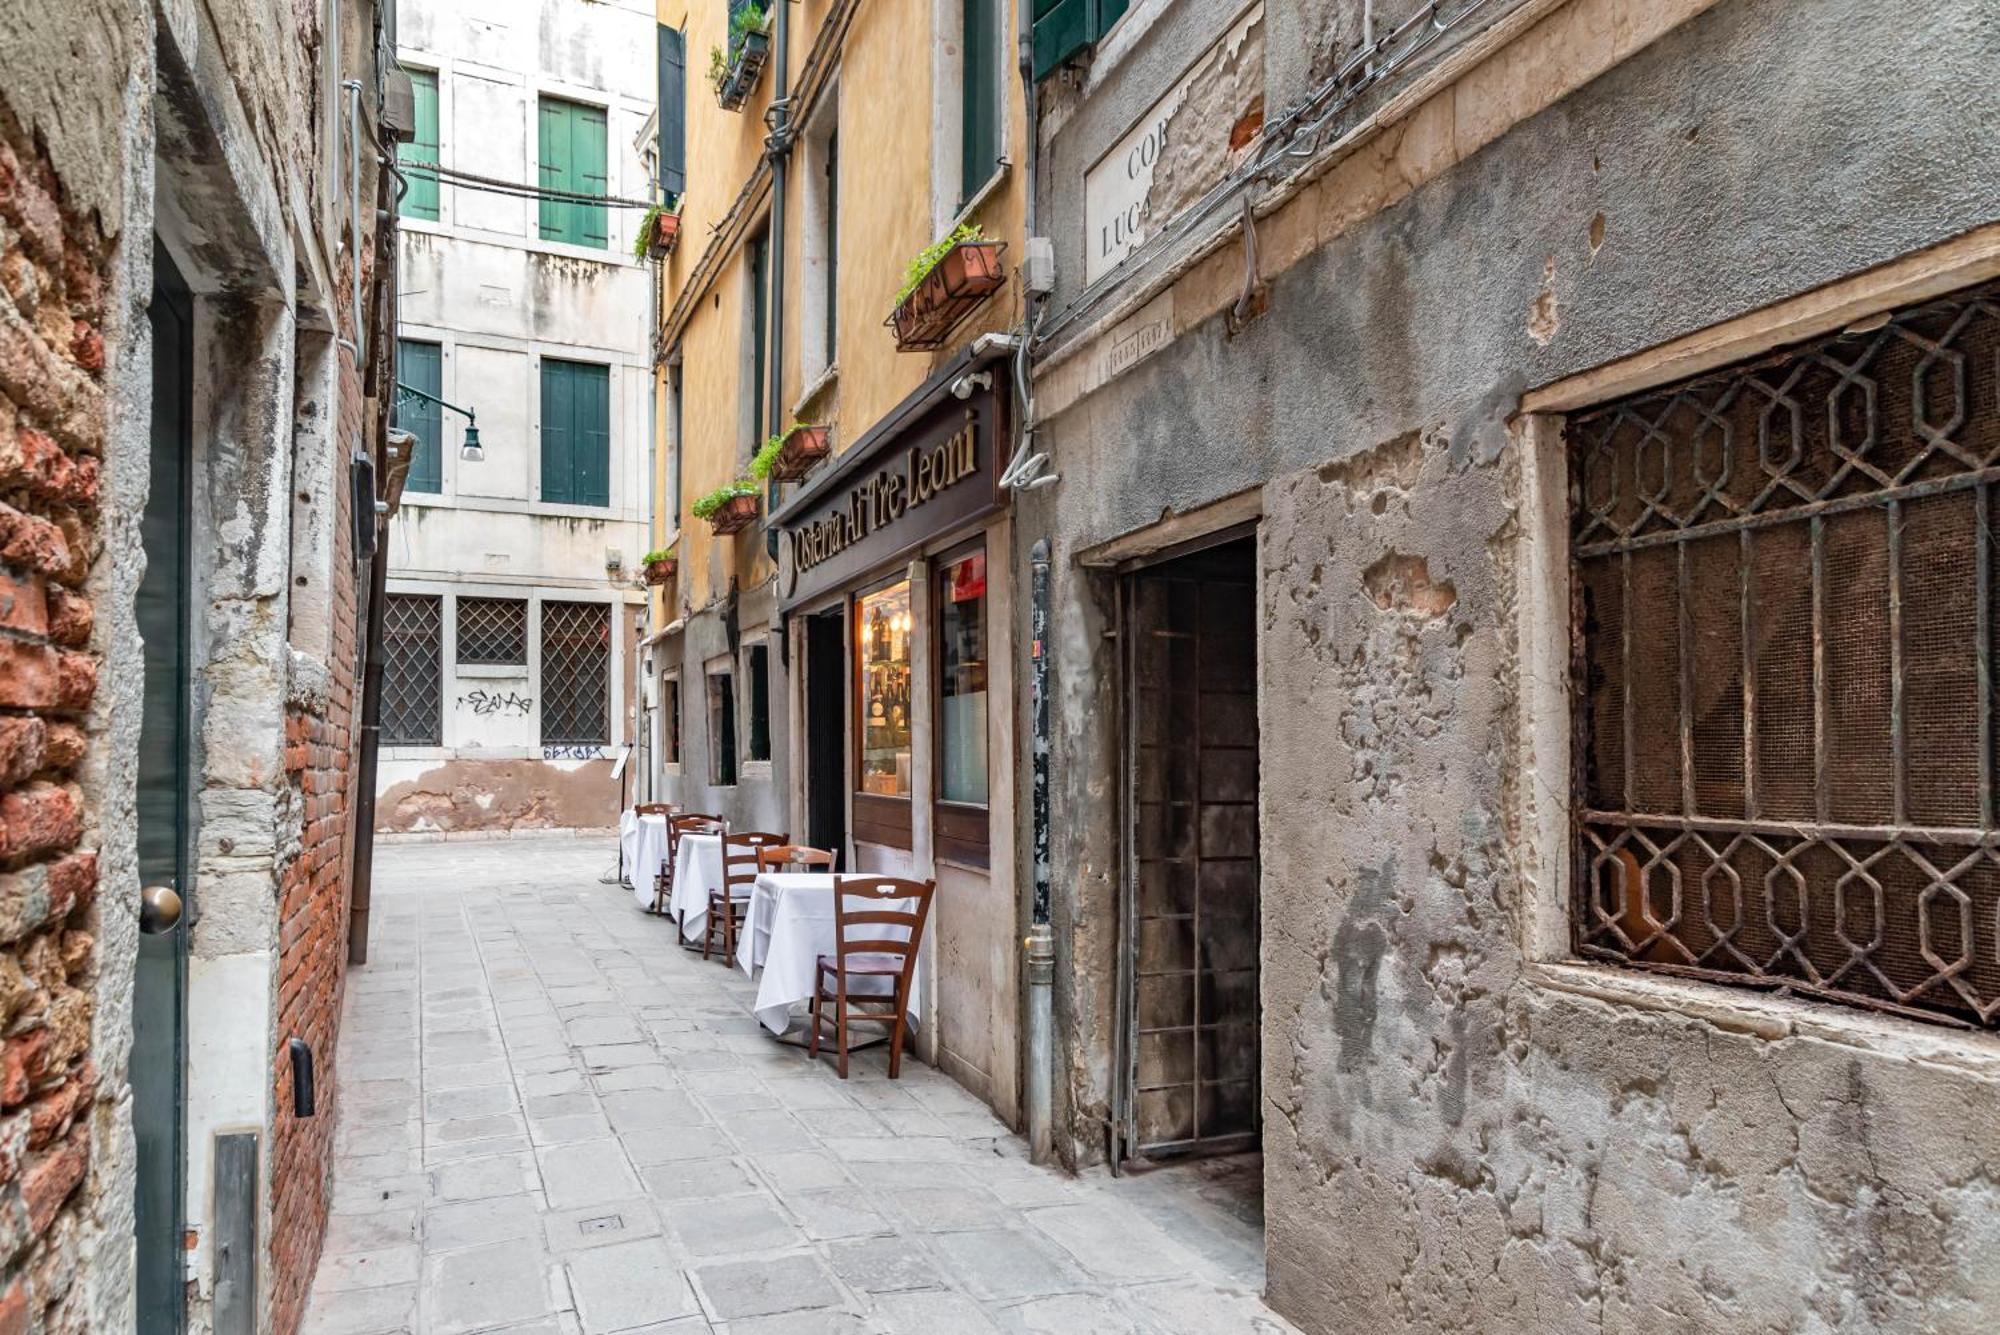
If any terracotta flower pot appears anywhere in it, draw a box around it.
[769,426,832,482]
[650,211,681,256]
[642,557,678,586]
[889,240,1008,350]
[706,492,761,535]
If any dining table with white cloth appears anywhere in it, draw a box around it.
[736,873,921,1036]
[625,812,671,912]
[666,832,726,941]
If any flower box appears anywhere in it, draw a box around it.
[648,210,681,257]
[888,240,1007,351]
[715,30,771,112]
[767,425,831,483]
[642,556,678,586]
[705,492,761,535]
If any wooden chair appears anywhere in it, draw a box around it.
[754,845,837,876]
[661,813,724,915]
[634,802,676,816]
[811,877,936,1079]
[704,831,788,961]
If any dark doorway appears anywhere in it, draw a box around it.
[135,242,194,1331]
[1118,534,1260,1161]
[805,608,848,867]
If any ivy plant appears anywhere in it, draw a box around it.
[893,223,986,312]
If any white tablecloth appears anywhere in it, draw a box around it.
[738,874,921,1035]
[667,832,725,941]
[628,815,670,911]
[618,809,639,872]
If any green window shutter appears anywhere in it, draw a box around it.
[1033,0,1127,81]
[399,69,440,220]
[541,359,610,506]
[395,340,443,493]
[750,233,768,445]
[538,98,568,242]
[961,0,1000,204]
[537,97,608,247]
[658,26,687,197]
[576,363,611,507]
[576,104,610,248]
[541,358,576,503]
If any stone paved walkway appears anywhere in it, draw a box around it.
[303,838,1293,1334]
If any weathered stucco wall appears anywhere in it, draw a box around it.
[1028,0,2000,1329]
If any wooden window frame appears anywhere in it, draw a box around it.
[933,536,991,867]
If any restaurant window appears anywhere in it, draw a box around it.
[381,594,443,746]
[708,669,738,786]
[1571,280,2000,1030]
[457,597,527,666]
[746,642,771,763]
[857,581,913,798]
[938,550,988,805]
[540,601,610,747]
[664,675,681,765]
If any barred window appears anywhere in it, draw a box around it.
[540,600,611,747]
[382,594,443,746]
[1571,281,2000,1029]
[458,597,527,665]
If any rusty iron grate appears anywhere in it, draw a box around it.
[458,596,527,666]
[1570,281,2000,1028]
[382,594,443,746]
[540,600,610,748]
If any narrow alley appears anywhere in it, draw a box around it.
[303,840,1290,1334]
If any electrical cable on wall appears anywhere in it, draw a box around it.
[398,161,661,209]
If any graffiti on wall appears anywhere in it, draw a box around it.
[542,745,606,761]
[462,689,532,717]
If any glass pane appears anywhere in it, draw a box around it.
[857,582,913,798]
[939,552,988,805]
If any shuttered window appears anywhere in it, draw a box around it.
[395,340,443,494]
[540,358,610,506]
[1033,0,1129,81]
[400,68,440,220]
[537,96,610,248]
[962,0,1002,204]
[657,25,687,197]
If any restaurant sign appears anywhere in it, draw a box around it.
[778,390,1000,608]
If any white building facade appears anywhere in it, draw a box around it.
[380,0,658,834]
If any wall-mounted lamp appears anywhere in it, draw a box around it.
[395,381,488,463]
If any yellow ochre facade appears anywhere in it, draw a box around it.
[645,0,1030,1124]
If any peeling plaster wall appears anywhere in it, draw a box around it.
[1027,0,2000,1330]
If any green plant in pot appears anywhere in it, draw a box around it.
[633,196,683,261]
[640,547,678,585]
[692,480,761,534]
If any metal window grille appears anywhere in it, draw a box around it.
[540,600,611,747]
[1570,281,2000,1029]
[382,594,443,746]
[458,597,527,665]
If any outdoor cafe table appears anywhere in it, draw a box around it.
[667,831,726,942]
[623,811,671,913]
[736,873,921,1037]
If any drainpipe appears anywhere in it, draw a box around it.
[764,4,792,462]
[349,493,390,966]
[1026,538,1054,1164]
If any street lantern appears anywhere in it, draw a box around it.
[394,381,487,464]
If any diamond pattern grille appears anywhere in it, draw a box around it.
[1572,282,2000,1028]
[541,601,610,747]
[458,597,527,665]
[382,594,443,746]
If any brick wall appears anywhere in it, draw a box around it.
[267,350,363,1333]
[0,112,109,1332]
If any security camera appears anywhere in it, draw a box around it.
[950,370,993,401]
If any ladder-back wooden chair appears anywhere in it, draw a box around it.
[662,813,724,915]
[811,877,936,1079]
[754,845,836,876]
[705,831,788,961]
[632,803,677,910]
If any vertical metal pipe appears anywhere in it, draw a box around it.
[1739,527,1757,821]
[345,79,366,369]
[765,2,791,444]
[1676,539,1694,817]
[1978,484,1992,828]
[1026,539,1054,1164]
[1812,515,1828,824]
[1888,499,1906,825]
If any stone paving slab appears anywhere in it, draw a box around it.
[303,838,1293,1335]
